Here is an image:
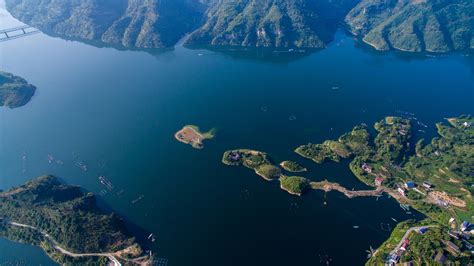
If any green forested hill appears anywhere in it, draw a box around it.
[5,0,474,52]
[345,0,474,52]
[5,0,205,49]
[0,71,36,108]
[184,0,359,48]
[0,176,147,264]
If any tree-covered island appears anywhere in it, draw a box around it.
[222,149,281,180]
[279,175,311,196]
[0,71,36,108]
[280,161,307,173]
[0,175,152,265]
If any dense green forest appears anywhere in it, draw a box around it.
[345,0,474,52]
[0,71,36,108]
[5,0,472,52]
[0,176,148,264]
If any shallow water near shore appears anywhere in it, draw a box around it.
[0,5,473,265]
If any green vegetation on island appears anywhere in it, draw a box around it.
[222,149,270,168]
[222,115,473,263]
[280,160,307,173]
[256,164,282,181]
[279,175,311,196]
[295,124,370,163]
[222,149,281,180]
[345,0,474,53]
[0,71,36,108]
[0,175,151,264]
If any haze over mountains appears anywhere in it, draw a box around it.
[5,0,473,53]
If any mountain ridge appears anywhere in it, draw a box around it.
[5,0,473,53]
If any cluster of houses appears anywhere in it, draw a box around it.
[447,220,474,253]
[396,124,410,136]
[388,227,429,265]
[396,180,433,197]
[361,163,385,187]
[388,221,474,265]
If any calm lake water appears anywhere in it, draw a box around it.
[0,4,473,266]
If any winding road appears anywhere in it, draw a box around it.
[8,221,123,265]
[388,225,438,258]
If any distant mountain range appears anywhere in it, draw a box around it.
[5,0,473,53]
[345,0,474,53]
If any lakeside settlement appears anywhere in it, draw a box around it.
[222,115,474,265]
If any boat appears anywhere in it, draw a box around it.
[75,161,88,171]
[400,204,410,211]
[147,233,156,242]
[417,121,428,128]
[47,155,54,164]
[21,155,27,173]
[391,217,398,222]
[396,110,415,116]
[132,194,145,204]
[98,175,114,191]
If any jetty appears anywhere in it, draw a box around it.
[310,180,409,203]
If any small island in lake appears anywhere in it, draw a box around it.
[280,161,307,172]
[222,149,281,180]
[0,175,152,265]
[279,175,311,196]
[175,125,215,149]
[0,71,36,108]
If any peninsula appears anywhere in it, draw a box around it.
[0,176,152,265]
[222,115,474,264]
[175,125,215,149]
[0,71,36,108]
[296,115,474,265]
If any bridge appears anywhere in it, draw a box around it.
[0,25,40,42]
